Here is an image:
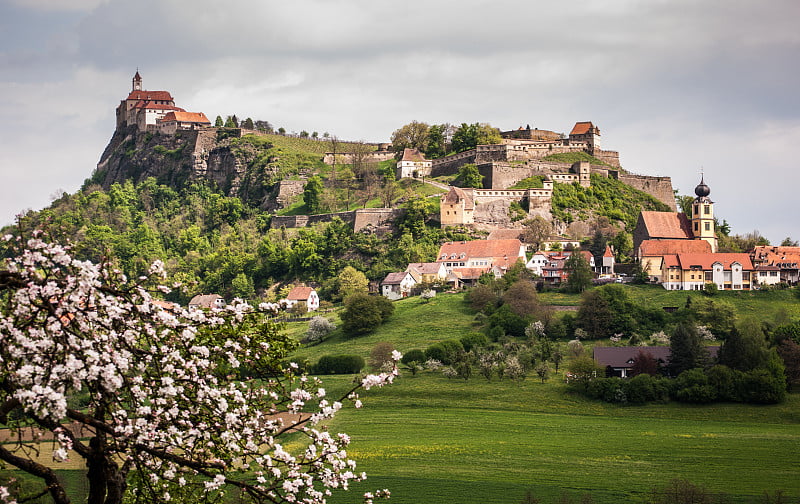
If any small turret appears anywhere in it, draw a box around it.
[694,175,710,198]
[132,70,142,92]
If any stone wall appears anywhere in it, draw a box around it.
[617,173,676,210]
[271,208,403,233]
[593,149,621,168]
[322,151,395,165]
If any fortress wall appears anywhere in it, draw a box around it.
[322,151,395,165]
[431,149,479,176]
[594,149,621,168]
[271,208,401,232]
[352,208,404,232]
[618,173,676,210]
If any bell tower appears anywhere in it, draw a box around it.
[132,69,142,91]
[691,174,717,252]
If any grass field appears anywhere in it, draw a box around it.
[281,287,800,503]
[312,373,800,504]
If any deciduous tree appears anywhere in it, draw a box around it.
[0,235,398,504]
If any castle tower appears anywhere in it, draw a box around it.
[132,70,142,91]
[691,175,717,252]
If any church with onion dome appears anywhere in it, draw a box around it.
[631,176,755,291]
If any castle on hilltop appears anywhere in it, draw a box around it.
[115,71,210,134]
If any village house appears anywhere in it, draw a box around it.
[539,251,595,286]
[439,187,475,227]
[750,246,800,285]
[396,148,432,179]
[284,286,320,312]
[406,262,448,284]
[597,245,615,276]
[753,265,782,288]
[661,253,754,291]
[436,239,526,287]
[380,271,417,300]
[593,346,719,378]
[637,239,712,282]
[188,294,225,310]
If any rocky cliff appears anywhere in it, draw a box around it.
[94,127,297,209]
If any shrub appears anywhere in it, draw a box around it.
[460,332,488,352]
[674,368,717,404]
[706,365,739,401]
[587,377,625,402]
[401,349,426,365]
[737,368,786,404]
[369,342,396,371]
[341,294,394,336]
[314,354,365,375]
[425,339,464,365]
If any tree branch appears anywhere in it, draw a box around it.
[0,443,70,504]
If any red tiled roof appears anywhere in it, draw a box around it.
[286,286,315,300]
[639,239,712,256]
[663,254,679,268]
[126,90,174,101]
[159,111,211,124]
[570,121,595,136]
[406,262,443,275]
[451,267,490,280]
[437,239,525,266]
[487,228,526,241]
[675,253,754,270]
[751,246,800,266]
[603,245,615,258]
[639,211,693,240]
[400,148,427,162]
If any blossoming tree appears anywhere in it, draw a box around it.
[0,234,398,504]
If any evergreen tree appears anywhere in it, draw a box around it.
[717,318,771,372]
[214,115,224,127]
[669,322,710,376]
[243,117,254,130]
[224,115,236,128]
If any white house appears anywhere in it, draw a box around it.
[380,271,417,300]
[526,252,549,275]
[284,286,320,311]
[396,148,432,179]
[188,294,225,310]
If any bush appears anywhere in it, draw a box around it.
[341,294,395,336]
[706,365,739,401]
[624,374,670,404]
[425,340,464,365]
[460,332,488,352]
[401,349,426,365]
[737,368,786,404]
[587,377,625,402]
[314,354,365,375]
[674,368,717,404]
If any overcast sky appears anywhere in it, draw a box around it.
[1,0,798,243]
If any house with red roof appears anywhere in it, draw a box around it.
[662,253,754,291]
[405,262,447,284]
[396,148,432,179]
[157,111,212,134]
[435,238,527,287]
[751,246,800,285]
[440,187,475,227]
[638,239,712,282]
[284,286,320,312]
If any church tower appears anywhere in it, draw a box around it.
[132,70,142,91]
[691,175,717,252]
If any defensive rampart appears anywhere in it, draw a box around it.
[270,208,403,232]
[617,173,676,210]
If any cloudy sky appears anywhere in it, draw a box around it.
[1,0,798,242]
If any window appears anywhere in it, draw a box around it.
[694,223,699,231]
[704,222,711,231]
[704,205,710,215]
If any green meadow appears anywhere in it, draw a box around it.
[285,288,800,503]
[315,373,800,504]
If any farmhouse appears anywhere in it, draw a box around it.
[284,286,320,312]
[380,271,417,300]
[594,346,720,378]
[188,294,225,309]
[436,239,526,273]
